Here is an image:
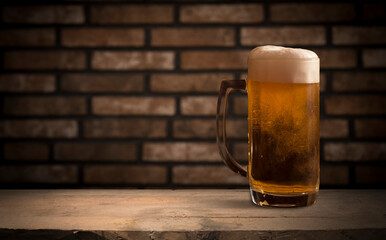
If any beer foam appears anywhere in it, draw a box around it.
[247,45,319,83]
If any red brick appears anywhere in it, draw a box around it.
[3,97,86,116]
[143,142,220,162]
[3,142,49,161]
[355,119,386,138]
[356,166,386,185]
[173,119,215,139]
[2,5,84,24]
[61,74,144,93]
[180,96,217,116]
[0,74,55,92]
[172,165,248,185]
[233,142,248,162]
[333,27,386,45]
[227,119,248,138]
[270,3,355,22]
[241,27,326,46]
[320,73,327,92]
[83,119,167,138]
[151,28,234,47]
[0,120,78,138]
[3,51,86,70]
[233,96,247,115]
[90,5,173,24]
[314,49,357,69]
[332,72,386,92]
[92,97,175,115]
[181,51,249,70]
[320,165,349,186]
[92,51,174,70]
[173,119,246,139]
[363,4,386,21]
[180,4,263,23]
[325,96,386,115]
[0,28,55,47]
[363,49,386,68]
[62,28,144,47]
[324,142,386,161]
[84,165,167,184]
[0,165,78,183]
[320,119,349,138]
[150,73,232,93]
[54,143,136,161]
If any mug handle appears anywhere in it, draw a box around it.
[216,80,247,177]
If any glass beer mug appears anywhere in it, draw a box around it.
[216,46,320,207]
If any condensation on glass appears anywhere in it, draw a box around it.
[217,46,320,207]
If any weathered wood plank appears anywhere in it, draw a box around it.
[0,190,385,233]
[0,229,385,240]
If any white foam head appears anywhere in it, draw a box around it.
[247,45,319,83]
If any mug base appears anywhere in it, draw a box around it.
[250,188,317,207]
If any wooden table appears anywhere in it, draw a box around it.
[0,190,385,239]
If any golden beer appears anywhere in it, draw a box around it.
[217,45,319,207]
[247,80,319,198]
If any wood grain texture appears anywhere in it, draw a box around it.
[0,190,385,233]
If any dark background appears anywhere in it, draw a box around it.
[0,0,385,189]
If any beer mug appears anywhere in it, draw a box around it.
[216,46,320,207]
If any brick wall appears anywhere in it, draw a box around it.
[0,1,385,188]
